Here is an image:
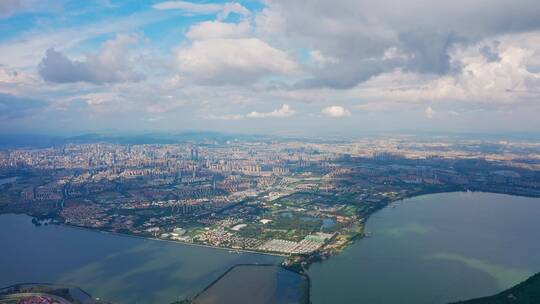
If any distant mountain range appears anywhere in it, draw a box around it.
[0,131,357,148]
[0,132,279,148]
[2,131,540,149]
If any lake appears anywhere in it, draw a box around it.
[2,192,540,304]
[0,177,17,186]
[193,265,308,304]
[0,214,280,304]
[309,192,540,304]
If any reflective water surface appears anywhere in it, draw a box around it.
[0,214,280,304]
[2,192,540,304]
[309,192,540,304]
[193,265,308,304]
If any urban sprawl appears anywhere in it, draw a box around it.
[1,136,539,269]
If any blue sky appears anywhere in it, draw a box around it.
[1,0,540,136]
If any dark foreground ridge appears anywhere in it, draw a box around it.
[453,272,540,304]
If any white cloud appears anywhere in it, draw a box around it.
[310,50,339,66]
[74,91,128,114]
[253,0,540,89]
[3,0,540,134]
[451,43,540,102]
[176,38,299,85]
[247,104,295,118]
[321,105,351,118]
[0,67,40,90]
[38,34,144,84]
[152,1,221,14]
[382,47,412,61]
[0,11,164,68]
[186,21,251,40]
[343,31,540,107]
[217,2,250,20]
[204,103,297,120]
[153,1,249,20]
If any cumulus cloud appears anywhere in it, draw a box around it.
[479,43,501,62]
[217,2,250,20]
[0,68,20,83]
[3,0,540,134]
[153,1,249,20]
[186,21,251,40]
[310,50,339,66]
[257,0,540,89]
[321,105,351,118]
[345,32,540,106]
[38,34,144,84]
[176,38,299,85]
[247,104,295,118]
[0,92,45,119]
[0,67,37,88]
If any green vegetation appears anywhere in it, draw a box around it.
[453,272,540,304]
[237,215,320,241]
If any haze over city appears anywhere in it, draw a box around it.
[1,0,540,136]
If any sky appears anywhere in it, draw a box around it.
[0,0,540,137]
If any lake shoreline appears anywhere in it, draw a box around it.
[5,188,539,266]
[308,191,540,304]
[3,191,540,304]
[59,224,289,258]
[301,188,540,271]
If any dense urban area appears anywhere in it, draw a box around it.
[1,135,540,270]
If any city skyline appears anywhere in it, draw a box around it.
[1,0,540,136]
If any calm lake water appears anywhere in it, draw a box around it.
[309,192,540,304]
[2,192,540,304]
[193,265,308,304]
[0,214,280,304]
[0,177,17,186]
